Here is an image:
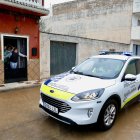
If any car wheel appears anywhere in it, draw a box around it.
[97,99,118,131]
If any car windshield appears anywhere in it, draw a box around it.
[72,58,125,79]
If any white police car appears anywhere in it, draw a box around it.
[39,54,140,130]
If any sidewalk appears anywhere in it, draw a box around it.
[0,80,43,92]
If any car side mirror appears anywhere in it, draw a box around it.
[72,67,75,70]
[124,74,137,81]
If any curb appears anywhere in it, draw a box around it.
[0,81,43,93]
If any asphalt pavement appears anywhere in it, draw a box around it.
[0,87,140,140]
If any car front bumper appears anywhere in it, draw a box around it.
[39,93,103,125]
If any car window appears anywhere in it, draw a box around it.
[125,60,137,75]
[136,59,140,75]
[73,58,125,79]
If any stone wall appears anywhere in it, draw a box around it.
[0,35,4,84]
[28,59,40,81]
[41,0,133,44]
[0,60,4,84]
[40,32,130,79]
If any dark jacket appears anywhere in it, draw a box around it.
[10,52,18,63]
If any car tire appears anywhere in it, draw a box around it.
[97,99,118,131]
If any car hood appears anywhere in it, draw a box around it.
[45,73,116,94]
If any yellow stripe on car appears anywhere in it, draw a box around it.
[41,84,75,100]
[121,91,140,108]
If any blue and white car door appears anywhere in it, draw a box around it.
[122,59,139,107]
[135,59,140,95]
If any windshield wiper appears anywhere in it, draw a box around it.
[73,71,84,75]
[84,74,106,79]
[72,71,106,79]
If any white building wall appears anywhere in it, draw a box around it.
[41,0,133,44]
[40,0,135,79]
[40,33,130,79]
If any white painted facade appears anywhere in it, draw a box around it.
[131,0,140,55]
[0,0,49,15]
[40,0,140,79]
[17,0,43,6]
[133,0,140,13]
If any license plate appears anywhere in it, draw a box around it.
[43,102,58,114]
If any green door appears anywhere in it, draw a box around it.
[50,41,76,75]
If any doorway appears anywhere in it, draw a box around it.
[133,44,140,56]
[3,36,28,83]
[50,41,76,75]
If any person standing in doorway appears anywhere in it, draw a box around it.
[10,48,27,69]
[4,45,12,69]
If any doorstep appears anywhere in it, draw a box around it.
[0,80,43,92]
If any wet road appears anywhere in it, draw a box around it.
[0,87,140,140]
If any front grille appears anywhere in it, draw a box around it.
[39,104,77,125]
[41,93,71,113]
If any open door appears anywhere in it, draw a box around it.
[3,36,27,83]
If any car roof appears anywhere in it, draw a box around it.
[90,55,140,60]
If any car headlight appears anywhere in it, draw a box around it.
[71,88,105,101]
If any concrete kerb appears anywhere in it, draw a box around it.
[0,80,44,92]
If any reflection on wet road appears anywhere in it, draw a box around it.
[0,87,140,140]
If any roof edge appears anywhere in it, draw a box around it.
[0,0,49,16]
